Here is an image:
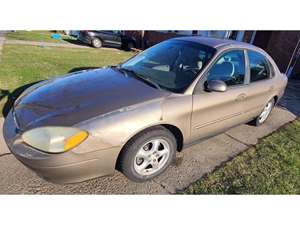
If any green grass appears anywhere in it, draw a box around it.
[0,44,134,116]
[6,31,74,43]
[185,119,300,194]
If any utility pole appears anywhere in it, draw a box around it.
[141,30,145,49]
[286,37,300,77]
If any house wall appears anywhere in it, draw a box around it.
[243,31,255,43]
[255,31,300,76]
[124,31,180,49]
[123,31,143,48]
[125,30,238,49]
[253,31,272,49]
[143,31,180,47]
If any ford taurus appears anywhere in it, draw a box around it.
[3,37,287,183]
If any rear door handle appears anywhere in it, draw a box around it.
[236,93,247,101]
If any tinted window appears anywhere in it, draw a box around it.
[121,40,216,93]
[248,50,270,82]
[207,50,245,86]
[112,30,120,34]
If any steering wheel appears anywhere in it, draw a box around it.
[180,65,200,75]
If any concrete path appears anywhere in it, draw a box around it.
[5,39,90,49]
[5,39,118,51]
[0,106,296,194]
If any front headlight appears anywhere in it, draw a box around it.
[22,127,88,153]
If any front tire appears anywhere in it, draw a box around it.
[118,127,176,182]
[91,38,102,48]
[251,98,275,126]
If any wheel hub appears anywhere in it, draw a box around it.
[134,139,170,176]
[259,101,273,123]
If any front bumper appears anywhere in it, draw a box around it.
[3,111,121,184]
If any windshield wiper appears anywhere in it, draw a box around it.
[117,67,161,90]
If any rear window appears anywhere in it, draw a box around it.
[248,50,270,82]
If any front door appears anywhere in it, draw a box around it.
[191,49,248,140]
[102,31,122,47]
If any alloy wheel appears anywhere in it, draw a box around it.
[258,101,273,123]
[92,38,102,48]
[134,139,170,176]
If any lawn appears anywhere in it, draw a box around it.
[0,44,134,116]
[6,31,75,43]
[185,118,300,194]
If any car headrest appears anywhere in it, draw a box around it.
[209,61,234,77]
[197,61,203,70]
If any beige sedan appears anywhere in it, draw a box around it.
[3,37,287,183]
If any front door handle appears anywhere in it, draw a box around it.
[236,93,247,101]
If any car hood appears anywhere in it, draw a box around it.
[13,68,169,130]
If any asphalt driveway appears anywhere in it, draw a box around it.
[0,105,296,194]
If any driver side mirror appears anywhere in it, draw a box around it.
[206,80,227,92]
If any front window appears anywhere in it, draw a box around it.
[207,50,246,86]
[120,40,216,93]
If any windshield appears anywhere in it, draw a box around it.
[120,40,216,93]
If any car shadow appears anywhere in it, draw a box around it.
[62,38,90,47]
[0,89,10,102]
[63,38,134,51]
[68,67,99,73]
[1,81,42,118]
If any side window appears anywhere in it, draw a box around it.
[248,50,270,82]
[207,50,245,86]
[104,30,119,35]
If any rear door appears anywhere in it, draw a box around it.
[99,31,121,47]
[242,50,275,119]
[191,49,248,140]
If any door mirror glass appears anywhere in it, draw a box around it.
[206,80,227,92]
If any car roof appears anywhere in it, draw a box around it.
[172,36,259,50]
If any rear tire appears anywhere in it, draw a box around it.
[118,127,176,182]
[251,98,275,126]
[91,38,102,48]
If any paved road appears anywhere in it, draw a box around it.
[0,106,296,194]
[279,78,300,117]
